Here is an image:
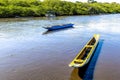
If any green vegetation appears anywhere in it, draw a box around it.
[0,0,120,17]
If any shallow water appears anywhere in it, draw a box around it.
[0,14,120,80]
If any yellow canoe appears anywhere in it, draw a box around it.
[69,34,100,67]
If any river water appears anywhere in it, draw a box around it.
[0,14,120,80]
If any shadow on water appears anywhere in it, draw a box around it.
[70,39,104,80]
[42,27,74,35]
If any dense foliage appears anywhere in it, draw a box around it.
[0,0,120,17]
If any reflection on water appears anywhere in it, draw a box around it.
[0,14,120,80]
[70,40,103,80]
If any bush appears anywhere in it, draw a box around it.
[0,0,120,17]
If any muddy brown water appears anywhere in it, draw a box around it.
[0,14,120,80]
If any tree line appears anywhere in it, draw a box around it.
[0,0,120,18]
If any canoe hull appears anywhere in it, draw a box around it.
[69,34,100,68]
[44,24,74,31]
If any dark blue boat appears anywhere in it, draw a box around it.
[43,23,74,31]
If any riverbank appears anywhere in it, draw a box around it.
[0,0,120,18]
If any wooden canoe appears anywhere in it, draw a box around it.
[43,23,74,31]
[69,34,100,67]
